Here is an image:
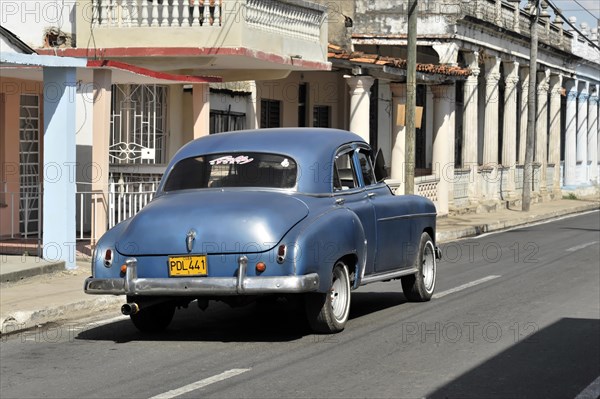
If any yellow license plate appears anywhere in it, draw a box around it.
[168,255,208,277]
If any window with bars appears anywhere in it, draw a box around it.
[210,110,246,134]
[19,94,40,236]
[110,84,167,165]
[260,99,281,128]
[313,105,331,128]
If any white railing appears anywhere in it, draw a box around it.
[1,180,159,244]
[245,0,324,40]
[453,169,470,207]
[93,0,223,28]
[0,191,42,240]
[415,175,439,202]
[108,179,158,229]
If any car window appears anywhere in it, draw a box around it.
[333,151,358,191]
[163,153,297,191]
[357,149,376,186]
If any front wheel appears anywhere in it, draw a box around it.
[401,232,437,301]
[305,261,351,333]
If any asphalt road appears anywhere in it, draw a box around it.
[1,211,599,399]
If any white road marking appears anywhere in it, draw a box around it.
[149,368,251,399]
[566,241,599,252]
[575,375,600,399]
[467,209,599,240]
[433,275,501,299]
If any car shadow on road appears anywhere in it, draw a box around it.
[427,318,600,399]
[76,291,408,344]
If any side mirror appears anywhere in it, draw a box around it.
[374,149,388,182]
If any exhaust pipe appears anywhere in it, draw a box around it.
[121,302,140,316]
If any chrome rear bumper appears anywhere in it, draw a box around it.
[84,257,320,296]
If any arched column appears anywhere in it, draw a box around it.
[577,81,589,184]
[390,83,406,188]
[548,74,563,194]
[502,60,519,198]
[432,84,456,216]
[346,76,374,143]
[518,67,530,164]
[588,84,599,183]
[564,79,578,186]
[483,56,501,166]
[535,69,550,195]
[463,51,480,203]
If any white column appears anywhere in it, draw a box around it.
[518,67,530,164]
[390,83,406,187]
[535,70,550,194]
[346,76,374,143]
[502,61,519,198]
[432,84,455,216]
[483,56,501,166]
[425,86,434,168]
[378,81,393,166]
[577,81,589,184]
[564,79,578,186]
[548,74,563,193]
[463,52,480,203]
[43,67,77,269]
[192,83,210,139]
[589,85,599,183]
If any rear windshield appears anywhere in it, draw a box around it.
[163,153,298,191]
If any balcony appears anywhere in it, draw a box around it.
[354,0,572,54]
[75,0,329,79]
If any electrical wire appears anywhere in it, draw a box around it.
[571,0,600,24]
[547,0,600,51]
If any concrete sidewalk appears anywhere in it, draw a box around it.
[1,197,599,335]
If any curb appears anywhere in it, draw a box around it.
[1,260,66,284]
[0,296,122,335]
[436,202,599,243]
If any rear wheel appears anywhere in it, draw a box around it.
[305,261,351,333]
[130,302,175,333]
[401,232,437,301]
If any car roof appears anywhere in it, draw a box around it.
[161,128,367,194]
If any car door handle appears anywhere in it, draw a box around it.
[367,192,376,198]
[335,198,345,205]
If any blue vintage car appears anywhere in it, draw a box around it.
[85,128,440,333]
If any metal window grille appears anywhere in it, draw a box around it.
[210,109,246,133]
[19,94,40,237]
[260,99,281,128]
[110,84,167,164]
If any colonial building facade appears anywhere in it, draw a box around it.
[1,0,599,265]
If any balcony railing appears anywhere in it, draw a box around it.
[354,0,573,53]
[89,0,324,41]
[93,0,223,28]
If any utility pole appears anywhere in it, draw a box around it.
[522,0,539,211]
[405,0,418,194]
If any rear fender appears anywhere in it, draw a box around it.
[293,208,366,292]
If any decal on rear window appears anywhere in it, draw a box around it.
[209,155,254,165]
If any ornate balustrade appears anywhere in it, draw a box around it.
[92,0,223,28]
[245,0,324,40]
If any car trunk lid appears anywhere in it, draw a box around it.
[115,190,308,256]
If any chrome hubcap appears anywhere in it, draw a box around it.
[330,266,349,322]
[422,242,436,292]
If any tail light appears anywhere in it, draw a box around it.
[277,245,286,264]
[104,249,113,267]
